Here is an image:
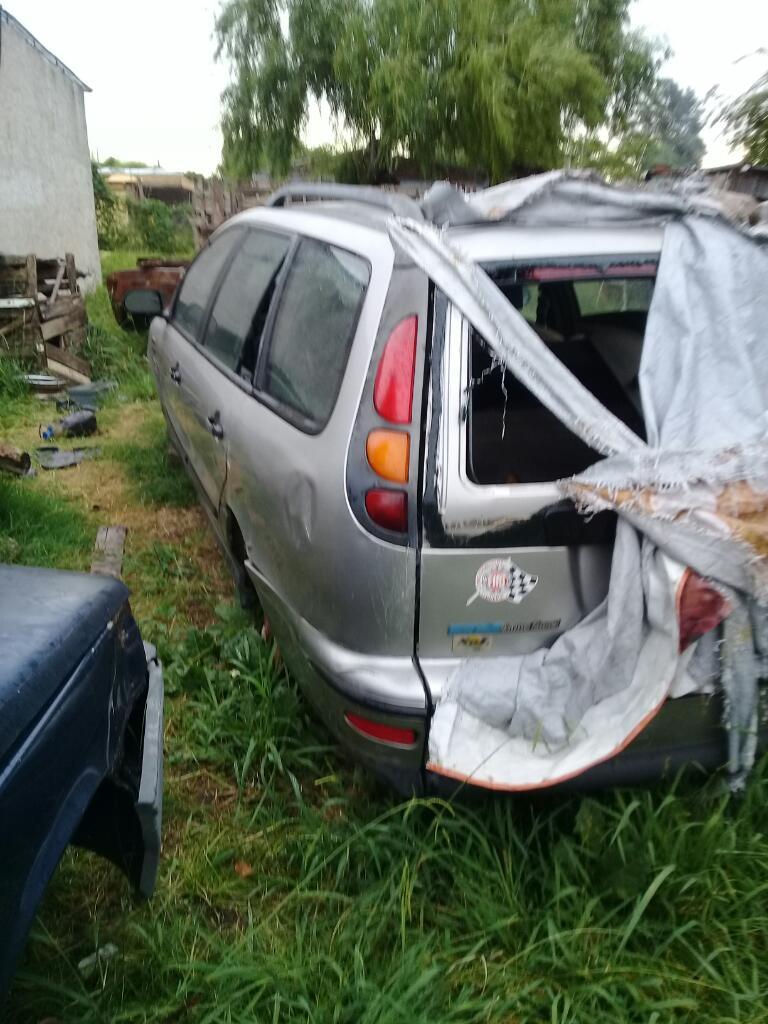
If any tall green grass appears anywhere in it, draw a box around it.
[9,602,768,1022]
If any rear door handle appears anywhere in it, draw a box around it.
[207,410,224,440]
[170,362,181,384]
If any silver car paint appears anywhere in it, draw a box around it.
[151,210,674,783]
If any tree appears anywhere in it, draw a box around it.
[633,77,705,169]
[723,68,768,165]
[215,0,661,182]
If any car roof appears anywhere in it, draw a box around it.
[229,201,663,262]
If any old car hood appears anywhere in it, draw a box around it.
[0,565,128,763]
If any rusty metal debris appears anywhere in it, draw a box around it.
[106,259,188,328]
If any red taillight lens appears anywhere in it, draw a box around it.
[365,489,408,532]
[345,712,417,747]
[373,316,418,424]
[677,570,731,652]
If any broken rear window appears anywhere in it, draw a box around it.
[467,260,656,485]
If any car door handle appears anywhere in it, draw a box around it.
[170,362,181,384]
[207,410,224,440]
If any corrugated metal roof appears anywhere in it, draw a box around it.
[0,6,91,92]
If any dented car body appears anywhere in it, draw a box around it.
[148,184,767,793]
[0,566,163,993]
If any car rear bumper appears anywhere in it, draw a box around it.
[245,561,768,797]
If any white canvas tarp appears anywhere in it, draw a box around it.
[389,173,768,790]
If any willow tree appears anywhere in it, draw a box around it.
[215,0,660,182]
[723,69,768,166]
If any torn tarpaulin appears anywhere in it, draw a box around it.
[390,173,768,790]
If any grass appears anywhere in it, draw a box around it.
[4,257,768,1022]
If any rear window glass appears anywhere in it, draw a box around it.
[468,263,655,485]
[173,230,240,341]
[262,239,370,428]
[204,229,291,376]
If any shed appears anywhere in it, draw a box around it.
[0,7,100,289]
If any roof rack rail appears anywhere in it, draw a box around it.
[265,182,424,220]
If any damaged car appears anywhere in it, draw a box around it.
[146,178,768,795]
[0,565,163,994]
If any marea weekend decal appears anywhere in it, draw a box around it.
[466,557,538,606]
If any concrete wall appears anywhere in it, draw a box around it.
[0,11,101,288]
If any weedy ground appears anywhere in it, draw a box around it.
[2,256,768,1023]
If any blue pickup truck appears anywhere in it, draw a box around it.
[0,565,163,994]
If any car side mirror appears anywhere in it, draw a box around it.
[124,289,166,318]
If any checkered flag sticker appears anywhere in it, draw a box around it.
[467,557,539,606]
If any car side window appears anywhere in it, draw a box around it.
[203,229,291,376]
[173,230,240,341]
[261,239,370,428]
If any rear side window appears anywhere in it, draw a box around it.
[204,229,291,376]
[262,239,370,428]
[173,230,240,341]
[467,262,655,485]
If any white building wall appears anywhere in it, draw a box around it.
[0,11,101,287]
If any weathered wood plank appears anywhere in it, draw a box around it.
[44,342,90,377]
[49,261,66,305]
[25,255,37,299]
[40,308,87,342]
[39,295,84,321]
[90,525,128,579]
[0,297,36,310]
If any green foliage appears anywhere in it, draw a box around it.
[723,69,768,165]
[92,164,194,253]
[216,0,662,182]
[124,198,194,255]
[83,283,156,402]
[633,77,705,169]
[92,161,122,250]
[110,413,195,507]
[0,476,92,570]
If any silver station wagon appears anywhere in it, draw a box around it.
[148,184,754,793]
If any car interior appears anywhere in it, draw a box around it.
[467,267,655,485]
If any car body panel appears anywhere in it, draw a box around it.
[149,196,753,794]
[0,566,163,995]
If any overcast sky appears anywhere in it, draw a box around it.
[11,0,768,175]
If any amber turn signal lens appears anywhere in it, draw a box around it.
[365,489,408,532]
[366,429,409,483]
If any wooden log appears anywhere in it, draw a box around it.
[91,525,128,579]
[0,443,31,476]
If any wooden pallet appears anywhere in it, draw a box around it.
[0,253,89,375]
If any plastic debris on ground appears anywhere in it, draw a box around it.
[390,171,768,792]
[34,446,101,470]
[39,410,98,441]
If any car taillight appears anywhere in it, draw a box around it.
[365,489,408,532]
[345,712,417,747]
[363,316,418,536]
[677,570,731,652]
[373,316,418,423]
